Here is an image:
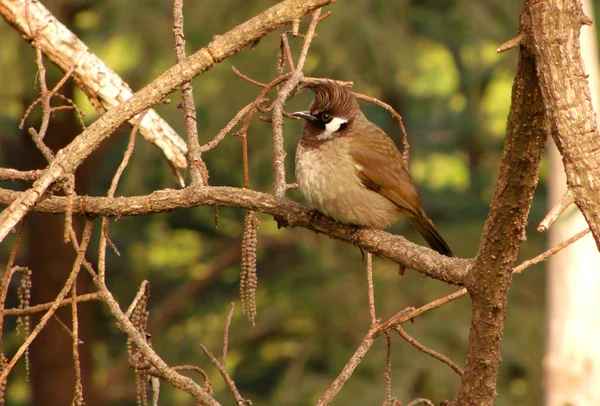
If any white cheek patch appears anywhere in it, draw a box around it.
[318,117,348,140]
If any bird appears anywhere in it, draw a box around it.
[292,80,454,257]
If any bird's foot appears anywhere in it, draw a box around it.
[307,209,325,227]
[351,227,366,260]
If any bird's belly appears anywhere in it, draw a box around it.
[295,145,399,229]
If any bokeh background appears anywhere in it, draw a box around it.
[0,0,594,405]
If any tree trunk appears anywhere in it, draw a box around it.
[544,0,600,404]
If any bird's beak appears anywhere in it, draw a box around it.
[291,111,317,121]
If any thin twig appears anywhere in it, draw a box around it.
[222,302,235,368]
[280,34,295,71]
[0,218,28,346]
[126,281,150,318]
[173,0,205,186]
[394,326,463,376]
[296,9,322,70]
[98,112,144,280]
[538,189,575,232]
[232,66,267,88]
[0,218,93,386]
[200,344,248,406]
[383,332,392,406]
[497,34,524,53]
[353,92,410,164]
[71,283,84,404]
[375,227,591,335]
[199,101,264,153]
[366,253,376,326]
[0,168,42,182]
[1,293,101,316]
[317,329,377,406]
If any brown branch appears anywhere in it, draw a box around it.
[173,0,205,186]
[317,329,377,406]
[232,66,267,88]
[200,344,249,406]
[71,284,84,404]
[496,34,524,54]
[1,0,188,169]
[98,112,142,281]
[383,332,392,406]
[222,303,235,368]
[377,225,591,337]
[394,326,464,377]
[1,293,101,316]
[198,101,264,153]
[0,218,93,386]
[0,186,470,285]
[95,278,220,404]
[353,92,411,165]
[0,218,27,347]
[271,9,323,198]
[366,253,376,326]
[456,42,548,402]
[125,281,150,319]
[524,0,600,248]
[0,168,42,182]
[0,0,337,243]
[538,189,575,232]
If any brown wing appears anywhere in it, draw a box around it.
[348,126,422,217]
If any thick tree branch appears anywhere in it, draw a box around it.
[0,0,335,242]
[0,186,470,285]
[0,0,188,169]
[524,0,600,248]
[455,44,548,404]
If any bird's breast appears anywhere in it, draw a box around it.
[295,139,400,229]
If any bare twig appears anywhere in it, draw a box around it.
[1,293,101,316]
[366,253,376,326]
[199,101,264,153]
[232,66,267,88]
[0,218,93,386]
[96,282,220,404]
[317,329,377,406]
[173,0,205,186]
[538,189,575,232]
[353,92,410,164]
[0,168,42,182]
[98,112,144,280]
[407,399,435,406]
[126,281,151,319]
[272,9,322,198]
[395,326,463,376]
[200,344,249,406]
[71,284,84,405]
[222,303,235,368]
[0,218,27,346]
[497,34,524,53]
[0,185,471,285]
[383,332,392,406]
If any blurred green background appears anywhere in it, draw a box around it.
[0,0,591,404]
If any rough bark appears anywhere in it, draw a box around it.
[455,49,548,404]
[544,0,600,404]
[526,0,600,248]
[0,186,471,286]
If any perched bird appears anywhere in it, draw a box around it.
[293,81,454,257]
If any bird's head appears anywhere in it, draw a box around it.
[292,80,361,141]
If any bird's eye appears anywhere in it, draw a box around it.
[321,113,332,123]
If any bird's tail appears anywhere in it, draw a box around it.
[409,216,454,257]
